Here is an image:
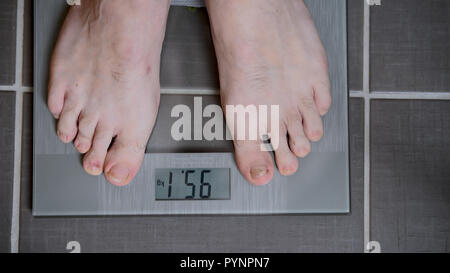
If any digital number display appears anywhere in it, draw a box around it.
[155,168,230,200]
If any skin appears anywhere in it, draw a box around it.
[48,0,331,186]
[48,0,170,186]
[205,0,331,185]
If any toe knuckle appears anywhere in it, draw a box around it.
[299,95,315,110]
[117,139,147,154]
[285,114,302,129]
[79,114,97,129]
[63,102,82,116]
[310,129,323,141]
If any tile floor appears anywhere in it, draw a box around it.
[0,0,449,253]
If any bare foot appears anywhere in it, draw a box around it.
[47,0,170,186]
[205,0,332,185]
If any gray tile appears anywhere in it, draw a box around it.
[347,0,363,91]
[371,100,450,252]
[22,0,33,87]
[370,0,450,92]
[0,92,15,253]
[19,98,364,253]
[0,0,17,85]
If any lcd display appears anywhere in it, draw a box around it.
[155,168,230,200]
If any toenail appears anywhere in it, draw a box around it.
[311,130,323,139]
[250,166,267,179]
[75,141,87,151]
[281,167,295,176]
[107,165,130,185]
[57,130,68,142]
[86,162,102,175]
[299,147,310,157]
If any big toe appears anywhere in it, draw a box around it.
[234,140,274,186]
[103,131,148,187]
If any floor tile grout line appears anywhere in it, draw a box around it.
[362,4,370,96]
[362,0,371,253]
[367,91,450,100]
[0,86,32,92]
[4,87,450,99]
[11,0,25,254]
[363,96,371,253]
[349,90,450,100]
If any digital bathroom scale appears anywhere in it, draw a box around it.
[33,0,349,216]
